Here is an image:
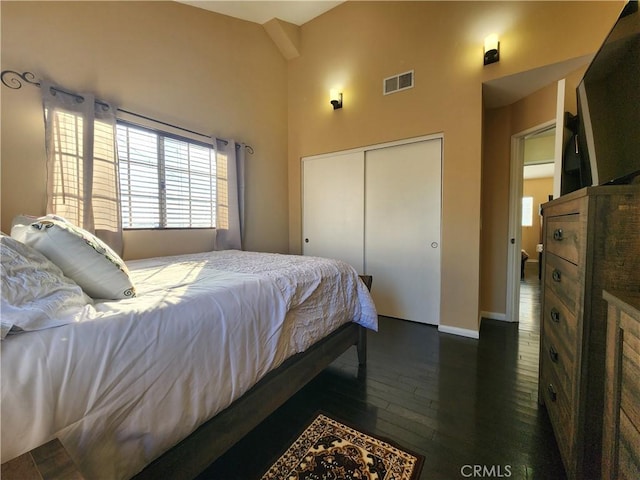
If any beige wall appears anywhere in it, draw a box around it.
[481,105,512,316]
[289,1,621,333]
[564,67,587,116]
[0,1,289,258]
[522,177,553,258]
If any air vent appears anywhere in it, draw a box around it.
[383,70,414,95]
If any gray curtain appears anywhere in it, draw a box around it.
[42,82,123,254]
[214,138,245,250]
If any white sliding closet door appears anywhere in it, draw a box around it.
[365,139,442,324]
[302,152,364,272]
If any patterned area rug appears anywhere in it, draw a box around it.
[261,413,424,480]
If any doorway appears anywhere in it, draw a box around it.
[506,121,558,329]
[519,128,555,330]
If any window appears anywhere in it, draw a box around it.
[117,122,221,229]
[522,196,534,227]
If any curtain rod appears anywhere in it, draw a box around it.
[1,70,254,154]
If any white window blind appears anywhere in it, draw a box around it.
[117,123,217,229]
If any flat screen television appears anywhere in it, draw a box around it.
[563,0,640,194]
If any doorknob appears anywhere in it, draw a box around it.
[510,238,515,244]
[305,238,309,243]
[431,242,438,248]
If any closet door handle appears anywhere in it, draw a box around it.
[549,345,559,363]
[553,228,563,241]
[552,269,562,282]
[550,308,561,324]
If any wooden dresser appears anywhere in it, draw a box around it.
[602,290,640,480]
[538,186,640,479]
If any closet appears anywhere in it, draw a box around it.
[302,136,442,325]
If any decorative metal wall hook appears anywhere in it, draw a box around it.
[1,70,40,90]
[1,69,84,104]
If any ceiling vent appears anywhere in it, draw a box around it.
[383,70,414,95]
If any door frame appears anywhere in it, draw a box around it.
[506,119,557,323]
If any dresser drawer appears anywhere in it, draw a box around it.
[543,286,578,350]
[541,326,575,405]
[545,253,581,314]
[545,214,582,265]
[541,356,574,466]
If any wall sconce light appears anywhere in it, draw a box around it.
[484,34,500,65]
[330,89,343,109]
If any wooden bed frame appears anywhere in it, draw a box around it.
[133,276,371,480]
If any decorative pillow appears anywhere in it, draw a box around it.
[1,234,91,339]
[11,215,136,300]
[11,213,68,241]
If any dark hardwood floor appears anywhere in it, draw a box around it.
[519,261,542,333]
[198,264,564,480]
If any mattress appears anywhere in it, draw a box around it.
[1,250,377,479]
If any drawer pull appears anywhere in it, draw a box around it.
[549,345,559,363]
[553,228,564,241]
[547,384,557,402]
[550,308,561,323]
[552,269,562,282]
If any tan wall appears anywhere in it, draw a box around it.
[510,82,559,136]
[564,67,588,116]
[290,1,621,333]
[0,1,289,259]
[522,177,553,258]
[480,105,512,316]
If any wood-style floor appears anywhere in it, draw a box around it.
[198,263,565,479]
[519,261,542,333]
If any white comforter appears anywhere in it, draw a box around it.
[1,250,377,479]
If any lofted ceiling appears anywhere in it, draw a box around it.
[177,1,344,26]
[177,1,595,109]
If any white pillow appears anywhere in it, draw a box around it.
[11,215,136,300]
[1,234,91,338]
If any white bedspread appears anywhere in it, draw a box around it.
[1,250,377,479]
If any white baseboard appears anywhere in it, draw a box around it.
[438,324,480,339]
[480,311,508,321]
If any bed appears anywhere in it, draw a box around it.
[1,235,377,480]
